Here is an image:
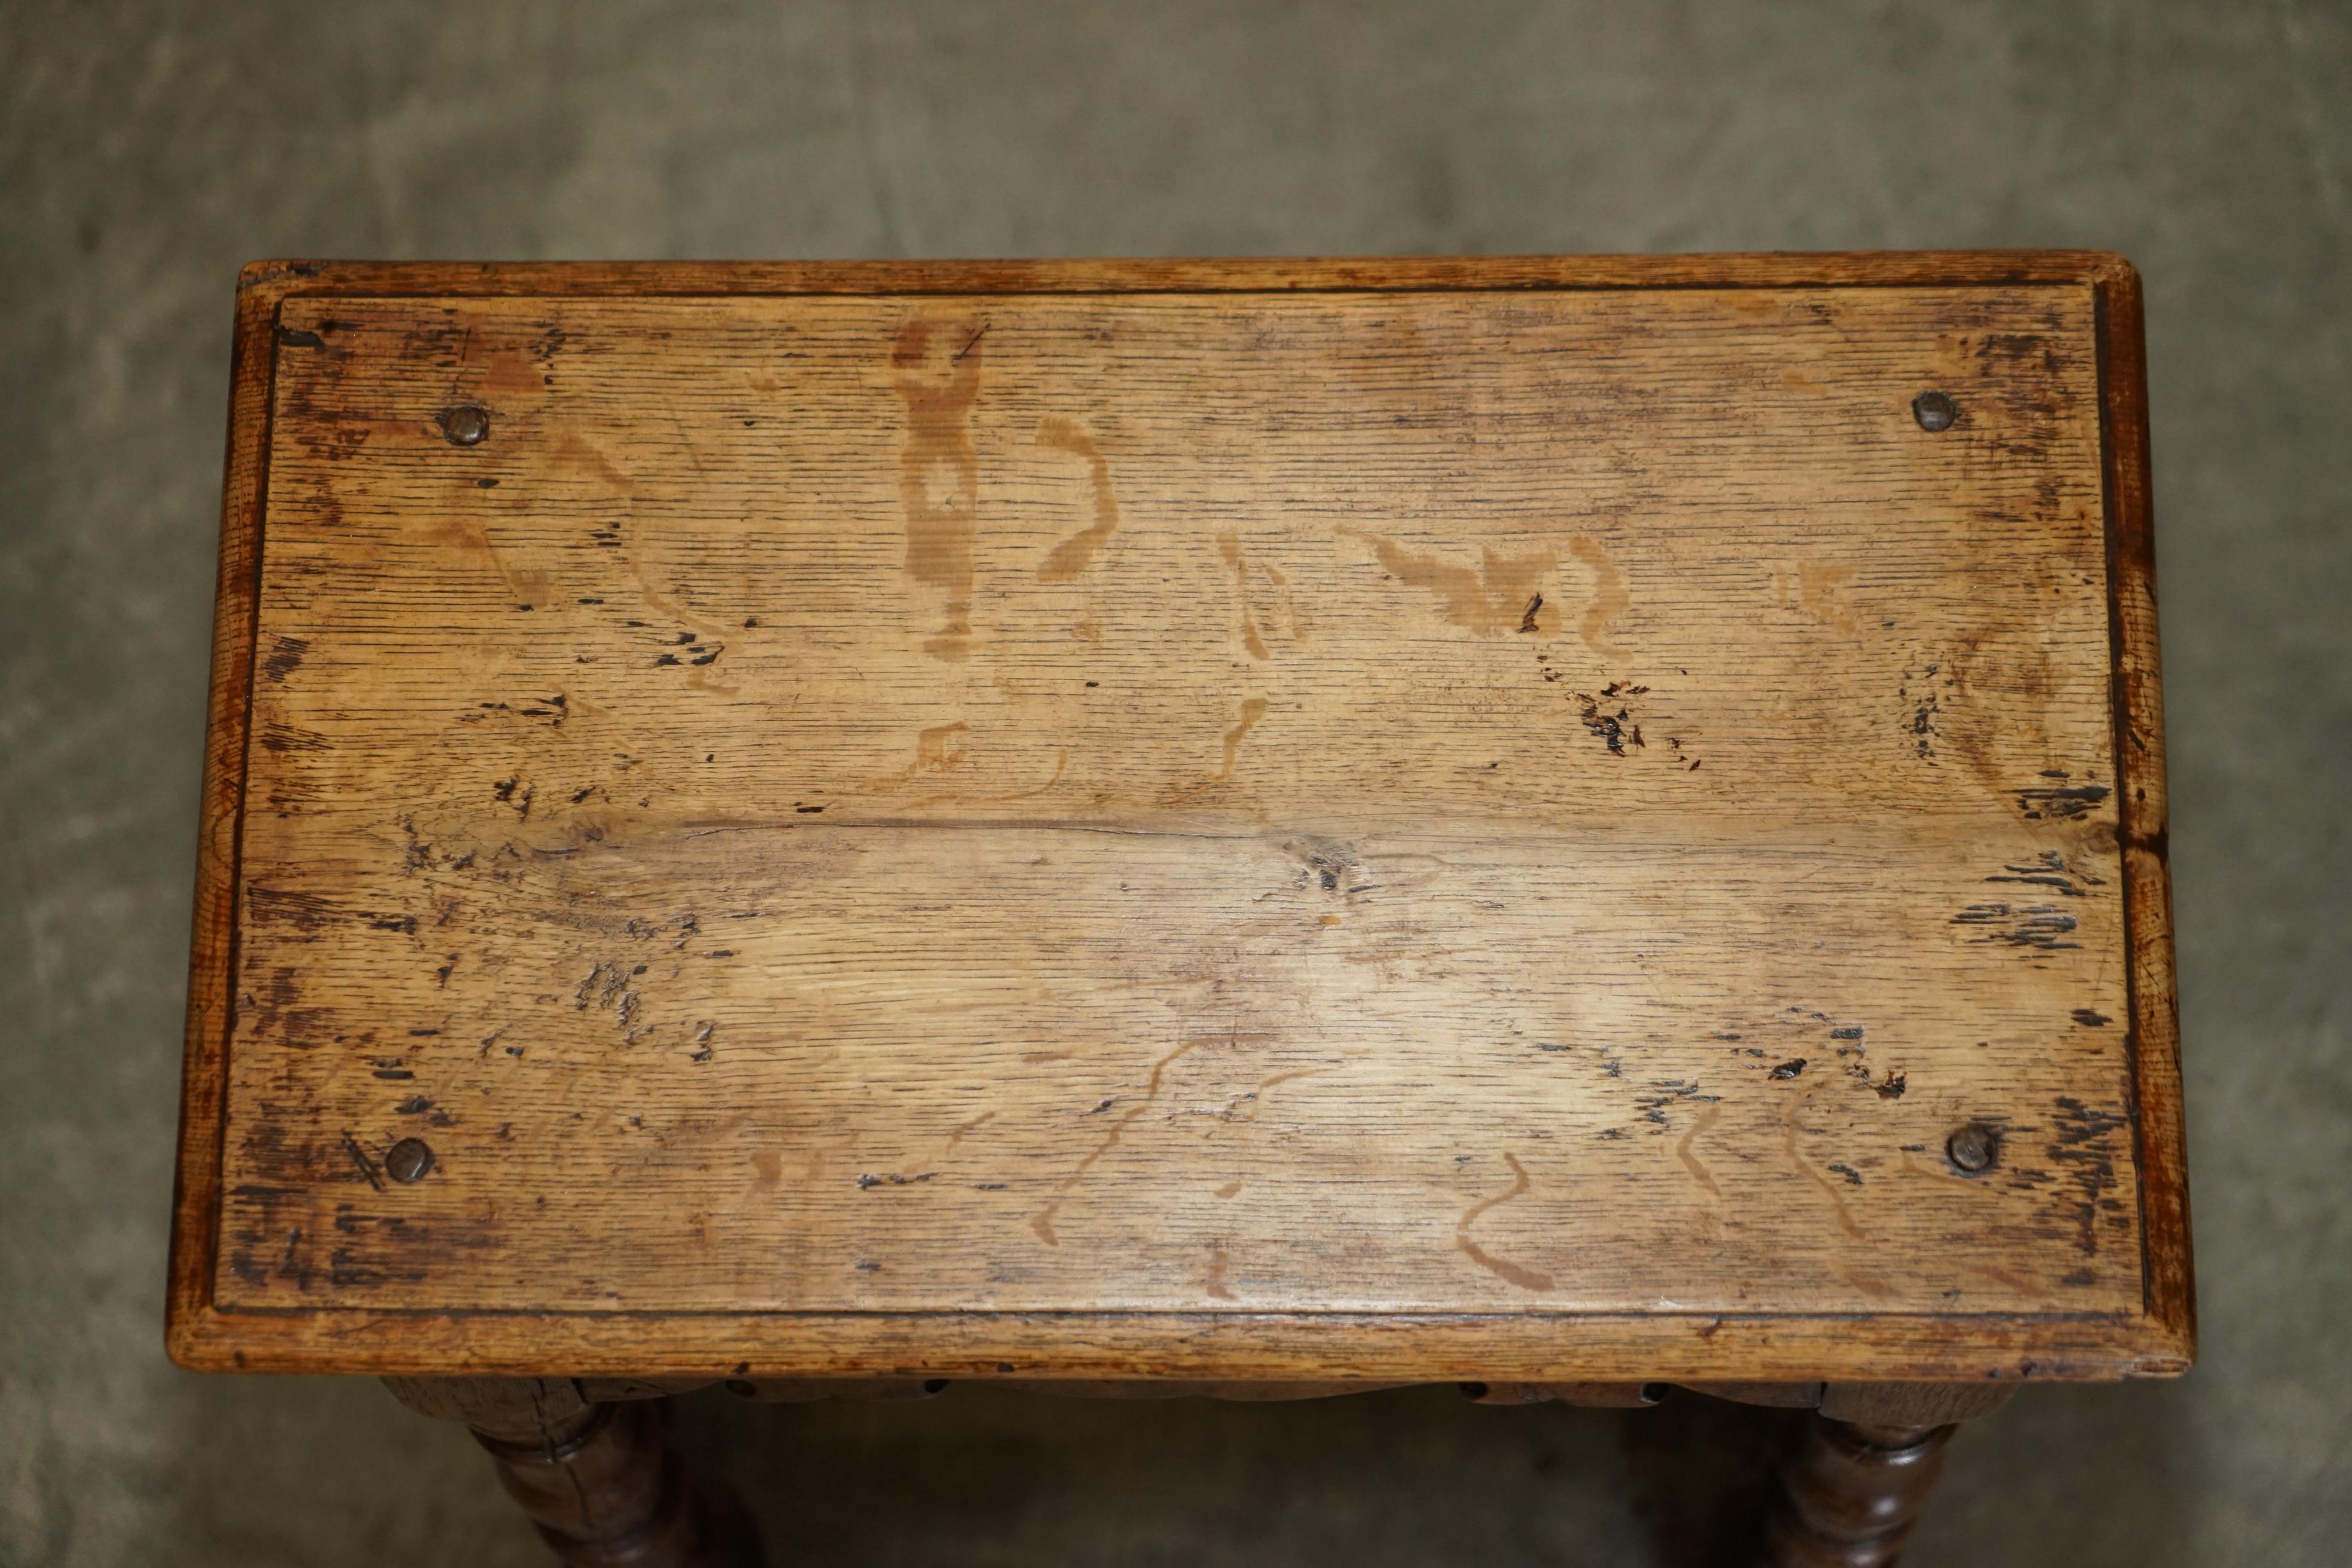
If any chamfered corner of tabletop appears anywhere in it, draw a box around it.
[2078,249,2145,294]
[162,1291,246,1373]
[235,258,334,308]
[2118,1305,2197,1381]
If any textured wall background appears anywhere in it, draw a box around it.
[3,4,2346,1563]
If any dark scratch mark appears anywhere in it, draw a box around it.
[341,1132,384,1192]
[261,636,308,684]
[2016,783,2112,821]
[1573,692,1644,756]
[1952,903,2080,950]
[2050,1096,2128,1255]
[1987,849,2100,898]
[1633,1078,1716,1126]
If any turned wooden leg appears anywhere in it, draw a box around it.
[1765,1416,1953,1566]
[383,1377,760,1567]
[1764,1383,2014,1567]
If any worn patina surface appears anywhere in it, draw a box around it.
[169,255,2188,1381]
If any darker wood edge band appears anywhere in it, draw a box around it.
[165,284,280,1364]
[198,1304,2161,1325]
[164,1301,2196,1380]
[235,249,2137,299]
[2093,265,2195,1370]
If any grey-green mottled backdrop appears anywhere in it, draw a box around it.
[4,4,2347,1564]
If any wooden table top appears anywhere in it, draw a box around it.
[167,253,2191,1384]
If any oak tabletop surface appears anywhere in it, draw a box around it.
[167,254,2191,1383]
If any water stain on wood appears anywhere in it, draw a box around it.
[1781,1080,1867,1241]
[1796,563,1859,633]
[945,1111,996,1149]
[1216,531,1273,659]
[1212,698,1270,782]
[1051,1037,1205,1209]
[1339,526,1557,637]
[908,721,971,777]
[1455,1152,1555,1292]
[1034,417,1119,581]
[1567,536,1628,656]
[550,433,637,497]
[481,353,540,396]
[892,319,985,661]
[1675,1104,1725,1199]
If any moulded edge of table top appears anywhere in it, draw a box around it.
[166,250,2191,1382]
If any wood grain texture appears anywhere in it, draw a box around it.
[167,253,2191,1382]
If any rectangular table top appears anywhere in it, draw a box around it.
[168,253,2191,1383]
